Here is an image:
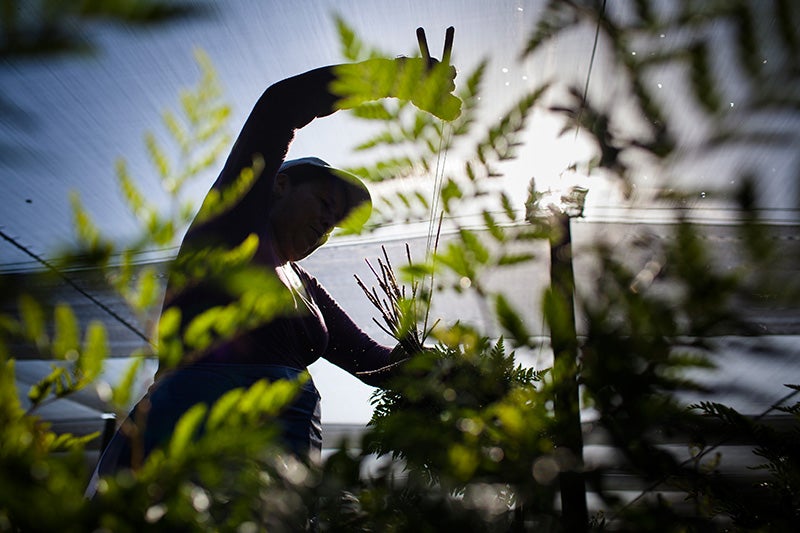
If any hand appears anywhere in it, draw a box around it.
[395,56,461,121]
[332,57,462,121]
[389,342,410,364]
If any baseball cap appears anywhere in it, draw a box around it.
[279,157,372,231]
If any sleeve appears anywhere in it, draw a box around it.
[212,56,460,197]
[163,66,343,356]
[299,268,397,388]
[213,65,340,194]
[180,65,343,248]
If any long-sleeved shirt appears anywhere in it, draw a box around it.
[159,65,393,386]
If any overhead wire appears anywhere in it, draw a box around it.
[0,228,153,346]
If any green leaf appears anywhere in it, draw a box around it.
[542,287,574,349]
[500,192,517,221]
[497,253,535,266]
[414,190,430,210]
[0,359,24,419]
[333,58,461,121]
[459,228,490,264]
[112,357,144,410]
[132,266,161,312]
[19,293,47,349]
[28,365,69,406]
[180,88,199,126]
[52,303,79,359]
[440,178,463,212]
[183,306,225,351]
[731,2,761,78]
[775,0,800,56]
[522,3,579,58]
[254,379,300,416]
[350,102,397,121]
[158,306,181,340]
[116,158,152,223]
[157,307,183,369]
[194,158,263,224]
[168,403,207,457]
[397,191,411,208]
[67,193,91,250]
[145,131,171,181]
[448,442,479,481]
[50,431,100,452]
[206,388,244,431]
[632,0,657,27]
[335,15,363,62]
[27,374,53,406]
[80,320,107,380]
[438,241,472,280]
[53,365,75,396]
[238,378,301,421]
[464,161,477,183]
[162,109,188,154]
[495,294,531,348]
[688,41,721,114]
[400,262,436,278]
[482,210,505,242]
[337,202,373,235]
[474,86,546,172]
[354,131,396,151]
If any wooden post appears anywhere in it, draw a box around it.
[549,212,588,532]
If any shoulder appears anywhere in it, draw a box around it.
[290,262,339,307]
[290,262,325,295]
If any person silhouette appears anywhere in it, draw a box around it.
[87,56,460,496]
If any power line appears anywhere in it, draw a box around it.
[574,0,607,144]
[0,228,152,346]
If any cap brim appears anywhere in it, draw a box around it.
[328,167,372,232]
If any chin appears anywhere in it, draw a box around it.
[296,244,320,261]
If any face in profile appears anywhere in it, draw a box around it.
[268,174,348,262]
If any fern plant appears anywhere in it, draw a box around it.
[366,336,546,484]
[339,1,800,531]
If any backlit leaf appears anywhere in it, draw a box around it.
[168,403,207,457]
[495,294,531,348]
[52,303,79,359]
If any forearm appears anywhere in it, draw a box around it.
[215,65,340,190]
[213,57,459,191]
[353,344,410,388]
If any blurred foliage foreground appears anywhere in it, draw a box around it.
[2,2,800,531]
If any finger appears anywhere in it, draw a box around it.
[416,27,432,68]
[442,26,454,66]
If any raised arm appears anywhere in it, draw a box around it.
[185,58,459,246]
[214,66,340,194]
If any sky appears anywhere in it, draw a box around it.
[4,1,797,268]
[2,1,798,424]
[1,0,543,265]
